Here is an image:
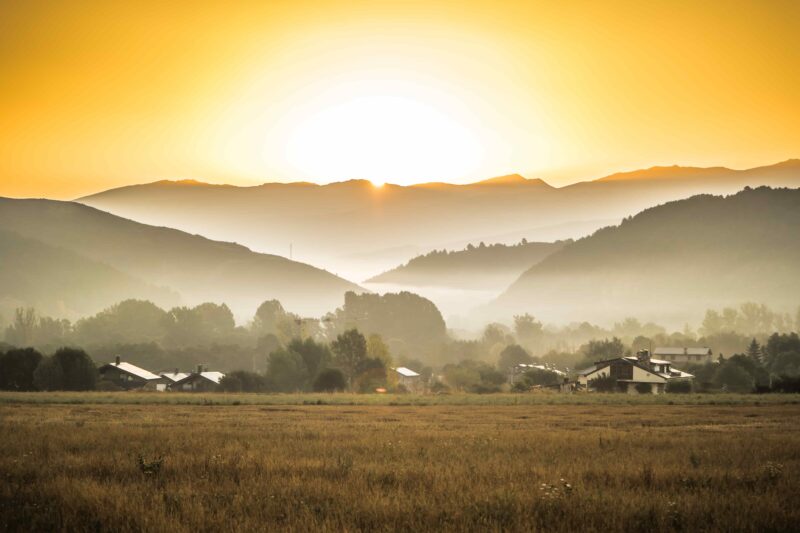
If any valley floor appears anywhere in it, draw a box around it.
[1,398,799,531]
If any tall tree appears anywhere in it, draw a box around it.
[52,347,97,391]
[497,344,534,372]
[331,329,367,390]
[746,338,762,362]
[266,348,310,392]
[514,313,543,349]
[4,308,37,347]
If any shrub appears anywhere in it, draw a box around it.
[52,348,97,391]
[313,368,347,392]
[0,347,43,391]
[635,382,652,394]
[713,362,754,393]
[33,356,65,391]
[666,380,692,393]
[220,371,269,393]
[589,374,617,392]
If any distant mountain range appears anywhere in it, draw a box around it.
[0,198,362,320]
[489,187,800,327]
[77,160,800,280]
[367,240,567,290]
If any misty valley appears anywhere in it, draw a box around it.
[2,3,800,528]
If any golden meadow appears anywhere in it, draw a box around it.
[1,393,799,531]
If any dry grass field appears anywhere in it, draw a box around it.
[1,398,799,532]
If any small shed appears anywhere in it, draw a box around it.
[98,357,160,390]
[394,366,422,393]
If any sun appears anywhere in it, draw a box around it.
[286,94,482,185]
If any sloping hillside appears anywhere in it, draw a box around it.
[492,187,800,326]
[0,230,178,319]
[0,198,362,317]
[367,240,567,289]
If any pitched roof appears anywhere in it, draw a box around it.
[395,367,420,377]
[200,371,225,384]
[160,371,190,383]
[622,356,672,365]
[172,371,226,386]
[101,361,160,381]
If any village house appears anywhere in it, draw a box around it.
[98,356,161,390]
[394,366,422,393]
[577,350,693,394]
[170,366,225,392]
[653,347,714,365]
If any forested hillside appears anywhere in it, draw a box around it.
[493,187,800,326]
[368,240,567,289]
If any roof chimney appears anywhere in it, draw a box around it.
[115,355,121,366]
[196,364,203,374]
[636,349,651,368]
[174,368,179,376]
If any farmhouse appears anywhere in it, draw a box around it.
[577,350,693,394]
[654,347,714,365]
[394,366,422,392]
[98,357,160,390]
[170,366,225,392]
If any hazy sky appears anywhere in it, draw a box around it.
[1,0,798,198]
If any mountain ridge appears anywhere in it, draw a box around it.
[77,159,800,199]
[75,159,800,282]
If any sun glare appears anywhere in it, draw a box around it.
[286,95,482,186]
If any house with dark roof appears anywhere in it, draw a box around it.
[577,350,693,394]
[98,356,161,390]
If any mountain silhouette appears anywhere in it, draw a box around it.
[77,160,800,281]
[0,198,362,319]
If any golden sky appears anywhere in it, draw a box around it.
[1,0,798,198]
